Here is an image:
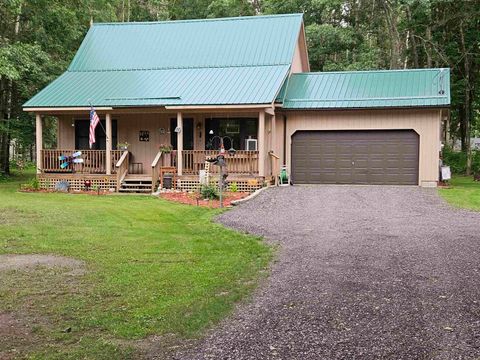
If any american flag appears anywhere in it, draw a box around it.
[89,107,100,149]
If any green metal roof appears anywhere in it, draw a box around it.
[24,65,290,107]
[24,14,303,108]
[280,68,450,109]
[69,14,303,71]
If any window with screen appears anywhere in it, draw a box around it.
[205,118,257,150]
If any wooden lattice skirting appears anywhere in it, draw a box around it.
[38,174,267,193]
[176,176,265,193]
[38,174,117,191]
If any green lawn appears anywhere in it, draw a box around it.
[439,176,480,211]
[0,170,271,359]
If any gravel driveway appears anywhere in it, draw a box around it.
[174,186,480,359]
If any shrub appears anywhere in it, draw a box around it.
[442,146,480,175]
[10,160,35,172]
[229,182,238,192]
[200,183,219,200]
[442,146,467,174]
[21,177,40,191]
[472,150,480,175]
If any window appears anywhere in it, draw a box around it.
[75,119,117,150]
[205,118,257,150]
[170,118,194,150]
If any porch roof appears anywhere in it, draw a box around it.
[278,68,451,109]
[24,65,289,108]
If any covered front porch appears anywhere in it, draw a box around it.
[33,107,281,193]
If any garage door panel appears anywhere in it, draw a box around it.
[292,130,419,185]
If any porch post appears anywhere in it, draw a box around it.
[106,113,112,175]
[177,112,183,176]
[271,113,277,178]
[258,110,265,177]
[35,113,43,174]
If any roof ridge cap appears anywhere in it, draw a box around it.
[92,13,303,26]
[67,63,291,73]
[294,68,450,76]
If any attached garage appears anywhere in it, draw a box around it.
[278,69,450,187]
[291,130,419,185]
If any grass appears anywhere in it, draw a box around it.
[439,175,480,211]
[0,169,272,359]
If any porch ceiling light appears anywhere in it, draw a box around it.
[209,130,214,135]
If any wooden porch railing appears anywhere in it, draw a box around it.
[111,151,123,173]
[115,151,129,191]
[269,151,280,186]
[41,149,123,174]
[181,150,259,175]
[151,151,163,192]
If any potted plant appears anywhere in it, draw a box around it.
[159,144,173,153]
[117,141,130,151]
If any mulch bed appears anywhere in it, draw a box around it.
[159,192,249,208]
[19,188,110,195]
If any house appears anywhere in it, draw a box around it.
[24,13,450,192]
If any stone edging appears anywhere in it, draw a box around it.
[230,186,271,206]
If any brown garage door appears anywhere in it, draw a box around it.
[291,130,419,185]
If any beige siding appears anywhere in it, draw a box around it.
[272,114,286,166]
[290,26,309,73]
[194,117,205,151]
[117,113,172,175]
[57,116,75,149]
[265,115,272,175]
[291,41,304,73]
[280,109,441,187]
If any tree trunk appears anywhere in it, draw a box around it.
[406,6,419,68]
[459,21,472,175]
[382,1,403,69]
[0,75,9,175]
[425,26,432,67]
[0,2,23,175]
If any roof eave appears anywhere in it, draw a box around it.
[280,104,451,111]
[23,103,276,114]
[23,106,113,113]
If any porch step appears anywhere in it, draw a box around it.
[119,188,151,193]
[121,183,151,187]
[120,175,153,193]
[124,175,152,181]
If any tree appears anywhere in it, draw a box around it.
[1,0,478,175]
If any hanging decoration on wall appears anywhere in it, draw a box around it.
[139,130,150,142]
[58,151,83,169]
